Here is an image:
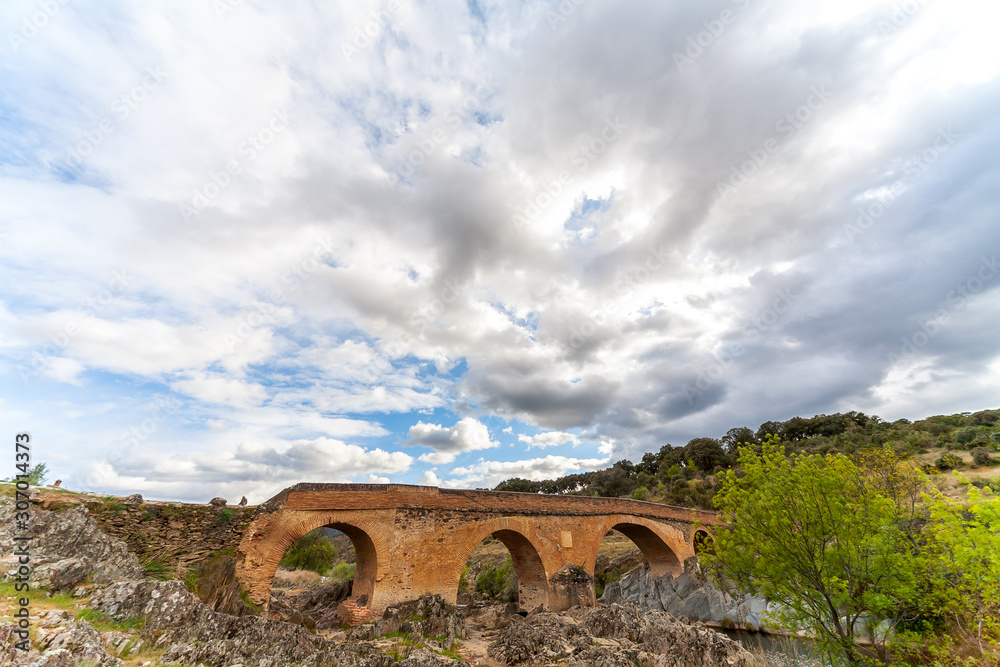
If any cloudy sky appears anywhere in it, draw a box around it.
[1,0,998,503]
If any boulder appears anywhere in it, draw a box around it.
[124,494,143,505]
[209,497,227,506]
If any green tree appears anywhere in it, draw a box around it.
[907,482,1000,664]
[684,437,727,471]
[3,462,47,486]
[279,529,336,575]
[705,437,918,665]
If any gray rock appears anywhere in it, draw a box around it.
[124,494,143,504]
[0,499,144,591]
[32,558,86,592]
[209,497,227,506]
[488,602,752,667]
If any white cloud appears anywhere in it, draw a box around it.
[87,436,413,503]
[0,0,997,500]
[406,417,499,464]
[443,455,612,489]
[517,430,581,448]
[418,470,442,486]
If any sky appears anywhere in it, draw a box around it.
[1,0,998,503]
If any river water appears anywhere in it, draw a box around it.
[723,629,832,666]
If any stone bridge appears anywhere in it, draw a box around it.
[235,483,721,616]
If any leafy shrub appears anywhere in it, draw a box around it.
[328,560,355,581]
[476,557,516,602]
[971,447,995,466]
[632,486,648,501]
[956,429,978,445]
[279,529,336,575]
[935,453,963,471]
[217,508,234,524]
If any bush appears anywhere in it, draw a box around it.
[971,447,995,466]
[476,557,516,602]
[217,508,234,524]
[935,453,963,471]
[279,530,336,575]
[631,486,648,501]
[328,560,355,581]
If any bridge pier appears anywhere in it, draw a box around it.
[236,484,720,618]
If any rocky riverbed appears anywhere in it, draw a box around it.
[0,489,760,666]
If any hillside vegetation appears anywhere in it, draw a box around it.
[494,409,1000,508]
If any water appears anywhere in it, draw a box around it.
[722,629,830,666]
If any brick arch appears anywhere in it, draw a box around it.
[448,517,553,612]
[586,514,691,578]
[246,510,393,610]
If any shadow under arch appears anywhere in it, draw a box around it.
[605,522,683,578]
[252,512,392,612]
[324,522,378,603]
[453,524,550,612]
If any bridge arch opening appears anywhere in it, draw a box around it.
[693,529,715,556]
[458,529,548,613]
[269,522,377,622]
[594,523,682,599]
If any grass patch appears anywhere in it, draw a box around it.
[75,607,145,632]
[141,553,172,580]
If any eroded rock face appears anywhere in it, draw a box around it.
[0,499,144,591]
[488,602,753,667]
[601,562,771,629]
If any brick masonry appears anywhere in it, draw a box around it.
[236,484,721,616]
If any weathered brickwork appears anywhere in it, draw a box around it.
[236,484,721,617]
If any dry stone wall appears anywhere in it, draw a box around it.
[32,490,255,572]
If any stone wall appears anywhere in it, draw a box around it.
[33,490,254,572]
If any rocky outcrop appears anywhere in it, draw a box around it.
[89,580,398,666]
[269,579,352,630]
[348,594,468,643]
[1,610,121,666]
[0,498,144,592]
[601,562,770,629]
[488,602,753,667]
